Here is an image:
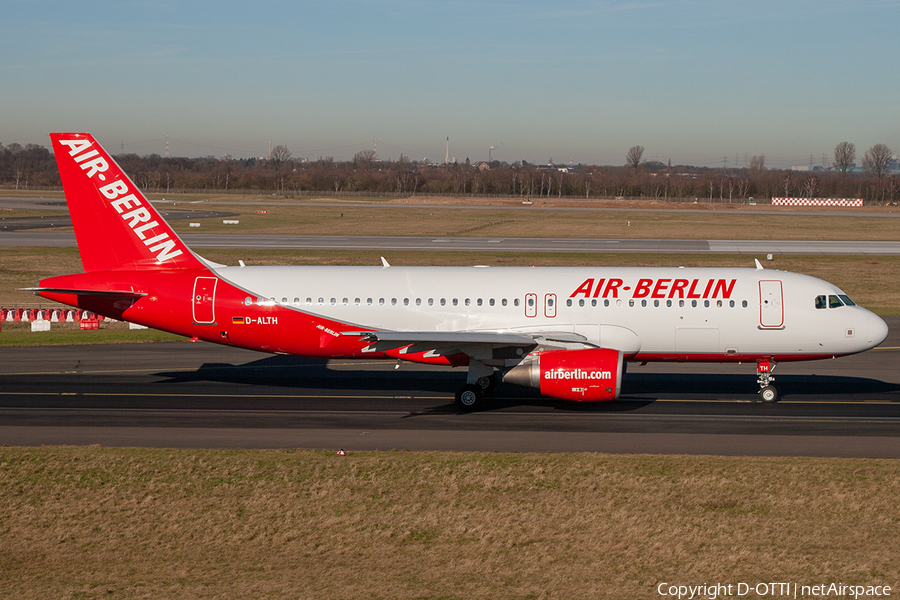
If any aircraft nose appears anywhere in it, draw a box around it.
[866,312,889,347]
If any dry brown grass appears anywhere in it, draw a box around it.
[1,447,897,599]
[150,202,900,241]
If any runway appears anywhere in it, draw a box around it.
[4,231,900,255]
[2,317,898,456]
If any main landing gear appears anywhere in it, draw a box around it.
[757,360,778,403]
[454,359,499,411]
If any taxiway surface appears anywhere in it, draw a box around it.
[1,318,898,457]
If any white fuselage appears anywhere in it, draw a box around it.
[213,264,888,361]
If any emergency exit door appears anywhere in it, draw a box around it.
[759,280,783,328]
[192,277,218,324]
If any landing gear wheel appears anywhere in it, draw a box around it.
[455,384,484,411]
[759,385,778,403]
[476,372,499,393]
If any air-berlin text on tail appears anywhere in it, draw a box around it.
[57,138,183,263]
[570,277,737,300]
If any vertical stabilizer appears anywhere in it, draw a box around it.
[49,133,204,272]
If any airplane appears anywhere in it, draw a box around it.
[27,133,889,409]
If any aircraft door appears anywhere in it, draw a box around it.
[544,293,557,318]
[759,280,783,328]
[525,293,537,318]
[192,276,218,324]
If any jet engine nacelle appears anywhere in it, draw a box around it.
[503,348,624,401]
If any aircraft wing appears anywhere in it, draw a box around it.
[341,330,592,360]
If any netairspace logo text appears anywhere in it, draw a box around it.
[657,582,891,599]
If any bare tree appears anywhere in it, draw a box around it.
[782,172,793,197]
[270,145,292,168]
[353,149,376,170]
[749,155,765,171]
[802,174,820,198]
[706,177,716,201]
[863,144,893,178]
[833,141,856,174]
[626,145,645,169]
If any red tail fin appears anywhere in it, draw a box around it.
[50,133,204,272]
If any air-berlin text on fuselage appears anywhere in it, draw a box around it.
[569,277,737,300]
[57,138,183,263]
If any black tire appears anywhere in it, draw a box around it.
[476,372,499,393]
[455,384,484,411]
[759,385,778,403]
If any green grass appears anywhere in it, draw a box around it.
[1,447,897,599]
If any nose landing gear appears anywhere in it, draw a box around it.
[757,360,778,403]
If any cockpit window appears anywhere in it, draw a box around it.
[815,295,826,309]
[839,294,856,306]
[829,295,844,308]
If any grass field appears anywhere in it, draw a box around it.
[1,447,897,600]
[6,188,900,241]
[148,203,900,241]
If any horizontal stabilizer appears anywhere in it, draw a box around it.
[19,287,148,297]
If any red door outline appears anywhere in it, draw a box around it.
[525,293,537,318]
[759,280,783,328]
[544,293,557,318]
[192,277,218,324]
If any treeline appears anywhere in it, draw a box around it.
[2,142,898,203]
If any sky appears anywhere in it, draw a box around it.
[2,0,899,168]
